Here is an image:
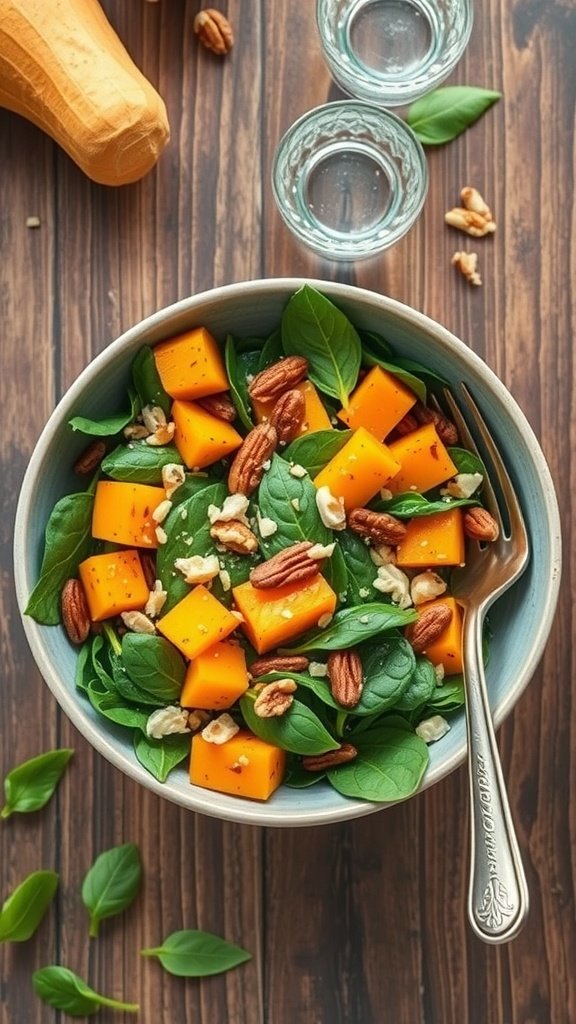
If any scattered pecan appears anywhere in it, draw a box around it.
[327,651,363,709]
[228,421,277,496]
[413,402,459,446]
[452,251,482,287]
[250,541,320,589]
[249,654,310,678]
[61,579,91,644]
[210,518,259,554]
[405,604,453,654]
[302,743,358,772]
[463,507,500,542]
[193,8,234,54]
[253,679,297,718]
[197,392,237,422]
[248,355,308,403]
[348,507,407,545]
[445,188,496,237]
[139,550,157,591]
[393,412,418,437]
[73,439,106,475]
[269,389,306,445]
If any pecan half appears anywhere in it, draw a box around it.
[248,356,308,403]
[463,507,500,542]
[327,650,363,708]
[348,507,407,545]
[253,679,297,718]
[249,654,310,678]
[228,422,277,496]
[393,412,419,437]
[139,550,157,591]
[413,403,459,446]
[73,440,106,475]
[61,579,91,644]
[405,604,453,654]
[250,541,320,589]
[269,388,305,445]
[193,9,234,54]
[197,392,237,422]
[210,518,259,554]
[302,743,358,772]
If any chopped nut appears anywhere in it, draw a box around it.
[155,526,168,545]
[73,440,106,475]
[174,554,220,584]
[461,186,493,218]
[193,8,234,55]
[445,187,495,237]
[442,472,483,499]
[26,215,41,228]
[416,715,450,744]
[142,404,168,433]
[146,706,190,739]
[248,355,308,403]
[162,463,186,498]
[315,486,346,531]
[406,604,452,654]
[145,422,175,446]
[327,650,363,708]
[348,507,407,545]
[121,610,156,634]
[250,542,320,589]
[369,543,396,567]
[201,713,239,744]
[302,744,358,772]
[372,564,412,608]
[152,498,173,524]
[463,507,500,542]
[219,569,232,592]
[228,422,277,496]
[249,654,310,677]
[452,250,482,286]
[145,580,168,618]
[410,571,447,606]
[61,579,91,645]
[253,679,297,718]
[196,392,236,422]
[207,493,250,525]
[124,423,149,440]
[269,389,306,445]
[317,612,333,628]
[187,709,212,730]
[210,519,259,554]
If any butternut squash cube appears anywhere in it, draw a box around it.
[313,427,400,511]
[190,730,286,800]
[337,365,417,440]
[92,480,165,549]
[153,327,229,400]
[253,380,332,435]
[78,549,149,622]
[172,399,243,469]
[386,423,458,494]
[157,585,239,660]
[180,641,249,710]
[395,509,465,568]
[411,596,463,675]
[233,576,337,654]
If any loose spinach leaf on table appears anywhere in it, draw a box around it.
[284,603,417,653]
[0,870,59,942]
[33,966,139,1016]
[225,335,260,430]
[240,695,338,755]
[282,429,352,477]
[327,716,429,802]
[1,749,73,819]
[131,345,171,416]
[101,442,182,484]
[68,388,140,437]
[406,86,501,146]
[25,492,95,624]
[395,656,438,712]
[142,929,251,977]
[81,842,142,938]
[122,634,186,703]
[133,732,190,782]
[371,492,476,518]
[257,454,331,555]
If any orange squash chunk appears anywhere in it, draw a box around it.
[314,427,400,511]
[337,365,417,440]
[92,480,165,549]
[412,596,463,675]
[386,423,458,494]
[157,585,238,660]
[153,327,229,400]
[396,508,465,568]
[252,380,332,435]
[78,549,149,622]
[190,730,286,800]
[172,399,243,469]
[233,576,337,655]
[180,641,249,710]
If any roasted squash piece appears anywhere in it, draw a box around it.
[314,427,400,510]
[190,730,286,800]
[337,365,417,440]
[92,480,165,549]
[180,641,249,710]
[386,423,458,494]
[78,549,149,622]
[172,399,243,469]
[157,585,239,660]
[153,327,229,400]
[232,575,337,654]
[395,508,465,568]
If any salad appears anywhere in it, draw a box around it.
[26,285,498,804]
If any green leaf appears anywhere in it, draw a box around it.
[101,442,182,484]
[156,481,227,611]
[284,766,326,788]
[406,86,501,146]
[355,638,416,716]
[225,335,258,430]
[448,446,486,478]
[133,732,190,782]
[141,929,251,977]
[33,966,139,1016]
[108,652,164,707]
[75,638,99,693]
[131,346,171,416]
[284,603,417,653]
[358,330,393,359]
[1,749,73,819]
[257,328,283,372]
[0,871,59,941]
[257,454,331,555]
[25,492,95,624]
[282,429,352,478]
[281,285,361,407]
[395,657,438,712]
[81,843,142,938]
[422,674,466,714]
[371,491,476,518]
[122,634,186,703]
[87,683,150,732]
[327,717,429,802]
[69,389,140,437]
[240,695,339,755]
[323,541,348,601]
[337,529,377,605]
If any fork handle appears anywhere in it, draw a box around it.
[462,606,530,943]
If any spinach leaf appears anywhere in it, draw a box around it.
[254,671,341,713]
[169,472,219,507]
[422,675,466,714]
[395,656,438,712]
[69,389,140,437]
[323,542,348,601]
[141,929,251,977]
[87,683,150,732]
[75,638,98,693]
[371,492,476,518]
[0,870,59,942]
[362,349,427,404]
[122,634,186,702]
[284,766,326,788]
[284,603,417,653]
[81,842,142,938]
[281,285,361,407]
[282,429,352,478]
[354,638,415,716]
[133,732,190,782]
[327,717,429,802]
[1,749,73,819]
[156,481,227,610]
[257,328,283,371]
[240,695,338,755]
[25,492,95,624]
[359,329,393,359]
[406,86,501,146]
[131,346,171,416]
[337,529,377,605]
[447,446,486,478]
[32,966,139,1016]
[257,454,331,555]
[101,442,182,484]
[109,653,163,707]
[225,335,258,431]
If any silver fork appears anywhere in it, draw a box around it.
[442,384,530,944]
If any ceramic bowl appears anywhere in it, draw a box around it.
[14,279,561,827]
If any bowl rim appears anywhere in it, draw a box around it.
[14,278,562,827]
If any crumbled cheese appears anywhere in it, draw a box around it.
[256,510,278,538]
[441,472,484,499]
[26,216,41,228]
[307,542,336,560]
[208,494,250,525]
[369,543,396,567]
[201,713,240,745]
[162,463,186,498]
[315,486,346,531]
[174,554,220,584]
[379,488,394,501]
[317,612,333,628]
[358,586,371,599]
[146,706,190,739]
[410,571,447,607]
[289,463,308,478]
[219,569,232,592]
[308,662,328,678]
[145,580,168,618]
[281,609,294,619]
[359,615,370,624]
[415,715,451,744]
[155,526,168,545]
[152,498,172,524]
[290,498,300,512]
[262,459,271,471]
[434,664,446,685]
[372,564,412,608]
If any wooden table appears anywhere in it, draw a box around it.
[1,2,574,1021]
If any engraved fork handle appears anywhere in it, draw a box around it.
[462,605,530,943]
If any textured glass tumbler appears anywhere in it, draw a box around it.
[316,0,473,107]
[272,101,428,261]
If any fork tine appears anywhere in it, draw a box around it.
[439,388,502,532]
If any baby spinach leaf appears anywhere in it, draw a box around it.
[25,492,95,624]
[122,634,186,702]
[284,766,326,788]
[101,442,182,484]
[141,929,251,977]
[133,732,190,782]
[359,329,393,359]
[169,472,219,507]
[284,603,417,653]
[81,842,142,938]
[75,638,98,693]
[257,454,331,555]
[131,346,171,416]
[257,328,283,371]
[323,542,348,601]
[406,86,501,146]
[282,429,352,478]
[395,656,438,712]
[0,870,59,942]
[448,446,486,478]
[32,966,139,1016]
[87,683,150,732]
[1,749,73,819]
[281,285,361,407]
[240,696,339,755]
[157,481,227,610]
[108,653,162,707]
[337,529,377,605]
[225,335,257,430]
[362,349,427,404]
[327,716,429,802]
[354,638,415,716]
[69,389,140,437]
[422,674,466,714]
[371,492,476,518]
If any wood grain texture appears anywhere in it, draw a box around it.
[0,0,574,1022]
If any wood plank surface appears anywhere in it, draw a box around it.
[1,1,574,1022]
